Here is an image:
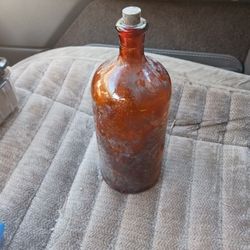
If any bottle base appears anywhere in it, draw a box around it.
[101,172,160,194]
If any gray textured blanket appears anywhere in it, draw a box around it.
[0,46,249,250]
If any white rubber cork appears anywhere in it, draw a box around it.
[122,6,141,26]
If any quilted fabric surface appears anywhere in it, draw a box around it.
[0,46,249,249]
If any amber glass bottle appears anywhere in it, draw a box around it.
[92,7,171,193]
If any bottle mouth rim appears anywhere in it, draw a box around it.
[116,17,147,31]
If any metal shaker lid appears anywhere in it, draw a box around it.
[0,57,8,80]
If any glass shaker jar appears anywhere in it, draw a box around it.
[0,57,18,125]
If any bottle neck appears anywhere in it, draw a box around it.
[118,29,146,63]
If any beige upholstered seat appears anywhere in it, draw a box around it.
[0,46,249,249]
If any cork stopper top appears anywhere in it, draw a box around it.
[122,6,141,26]
[116,6,147,31]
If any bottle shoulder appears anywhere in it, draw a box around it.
[146,56,170,78]
[93,56,170,78]
[92,56,171,105]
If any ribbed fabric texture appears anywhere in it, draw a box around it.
[0,46,249,250]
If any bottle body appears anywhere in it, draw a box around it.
[92,55,171,193]
[91,7,171,193]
